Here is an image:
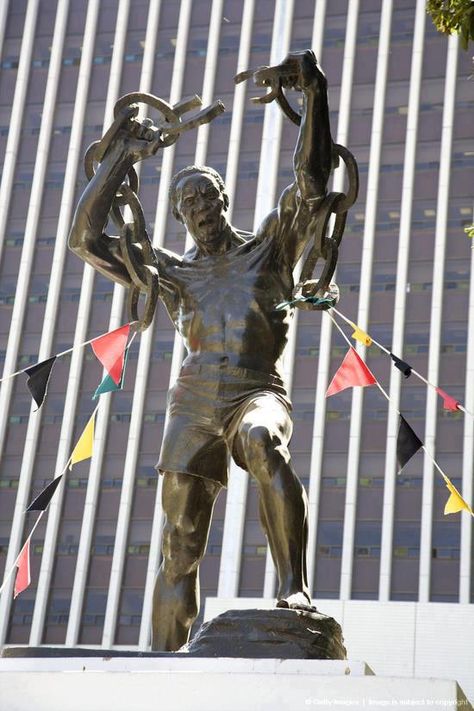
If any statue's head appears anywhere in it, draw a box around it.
[169,166,230,247]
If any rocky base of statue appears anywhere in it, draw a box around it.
[180,608,346,659]
[1,608,345,660]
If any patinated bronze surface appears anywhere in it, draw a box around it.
[69,50,358,652]
[183,608,346,659]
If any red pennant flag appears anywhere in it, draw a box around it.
[436,387,460,412]
[91,324,130,385]
[326,347,377,397]
[14,539,31,598]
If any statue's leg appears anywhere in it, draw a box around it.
[233,395,311,606]
[152,470,221,651]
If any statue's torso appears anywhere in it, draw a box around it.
[159,234,294,378]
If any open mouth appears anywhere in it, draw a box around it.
[198,216,214,228]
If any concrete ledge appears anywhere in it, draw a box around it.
[0,655,371,675]
[0,657,470,711]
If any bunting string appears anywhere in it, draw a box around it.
[326,311,474,517]
[0,511,45,596]
[2,299,473,598]
[0,322,137,386]
[0,444,77,597]
[330,307,474,420]
[0,329,129,599]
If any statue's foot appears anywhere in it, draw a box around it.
[276,592,317,613]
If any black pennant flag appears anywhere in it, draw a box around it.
[390,353,412,378]
[24,356,57,410]
[26,475,63,512]
[397,415,423,473]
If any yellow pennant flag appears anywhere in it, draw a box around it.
[442,474,473,516]
[351,324,372,347]
[69,413,95,469]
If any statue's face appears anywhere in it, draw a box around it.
[175,173,227,247]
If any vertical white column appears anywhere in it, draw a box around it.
[311,0,326,62]
[193,0,223,166]
[66,0,162,647]
[0,0,9,63]
[26,1,101,639]
[459,240,474,603]
[104,0,194,649]
[306,0,359,591]
[0,0,70,645]
[339,1,393,600]
[223,0,254,216]
[216,0,255,600]
[379,0,426,601]
[0,0,38,262]
[418,36,458,602]
[0,0,39,454]
[29,0,131,644]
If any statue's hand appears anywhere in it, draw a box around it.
[118,108,164,162]
[280,49,327,92]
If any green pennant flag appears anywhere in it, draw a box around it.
[92,346,130,400]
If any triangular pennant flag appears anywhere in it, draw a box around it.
[436,387,460,412]
[91,324,130,385]
[24,356,57,409]
[93,345,130,400]
[442,475,473,515]
[326,347,377,397]
[390,353,412,378]
[70,413,95,469]
[351,325,372,347]
[14,539,31,598]
[396,415,423,473]
[26,476,63,512]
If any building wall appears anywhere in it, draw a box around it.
[0,0,472,649]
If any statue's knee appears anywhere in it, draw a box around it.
[161,526,203,582]
[242,424,284,476]
[244,423,270,453]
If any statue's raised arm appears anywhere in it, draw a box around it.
[238,50,358,310]
[253,50,334,267]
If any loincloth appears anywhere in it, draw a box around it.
[156,363,291,487]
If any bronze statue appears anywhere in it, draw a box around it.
[69,50,358,652]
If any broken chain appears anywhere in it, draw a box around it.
[84,92,225,330]
[235,60,359,310]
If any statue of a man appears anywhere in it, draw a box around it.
[69,50,335,651]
